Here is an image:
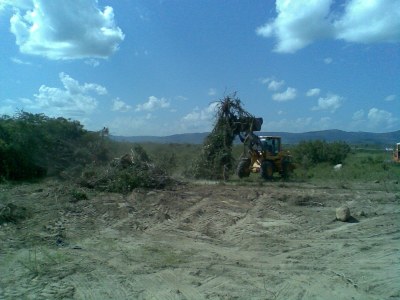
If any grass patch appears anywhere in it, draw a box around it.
[18,247,72,277]
[140,244,195,268]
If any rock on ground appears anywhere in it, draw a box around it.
[336,206,351,222]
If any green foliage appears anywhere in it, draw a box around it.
[293,140,351,166]
[292,147,400,187]
[70,189,88,202]
[0,112,111,181]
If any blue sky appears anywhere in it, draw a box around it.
[1,0,399,136]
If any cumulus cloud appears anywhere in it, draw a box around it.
[208,88,217,96]
[1,0,31,11]
[85,59,100,67]
[351,108,398,130]
[10,57,31,65]
[264,117,313,132]
[257,0,400,53]
[260,78,285,91]
[175,95,188,101]
[385,94,396,101]
[306,88,321,97]
[0,99,16,116]
[335,0,400,43]
[272,87,297,102]
[18,72,107,117]
[268,80,285,91]
[312,94,343,112]
[8,0,124,60]
[367,108,397,128]
[135,96,170,112]
[112,98,131,112]
[256,0,333,53]
[352,109,365,121]
[181,103,218,132]
[183,103,217,122]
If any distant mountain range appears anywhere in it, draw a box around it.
[111,129,400,146]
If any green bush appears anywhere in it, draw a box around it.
[293,140,351,166]
[0,112,111,181]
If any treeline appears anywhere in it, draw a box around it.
[0,112,110,180]
[292,140,351,166]
[0,112,354,182]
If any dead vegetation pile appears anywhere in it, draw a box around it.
[0,203,28,224]
[192,94,260,180]
[78,145,175,193]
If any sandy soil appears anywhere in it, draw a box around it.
[0,179,399,299]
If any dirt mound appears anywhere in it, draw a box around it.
[1,180,399,299]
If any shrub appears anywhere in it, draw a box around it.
[0,112,112,181]
[293,140,351,166]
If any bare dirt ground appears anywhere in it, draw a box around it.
[0,178,399,299]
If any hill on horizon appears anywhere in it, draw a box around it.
[111,129,400,146]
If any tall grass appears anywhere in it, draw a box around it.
[294,148,400,191]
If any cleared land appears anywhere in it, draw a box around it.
[0,179,399,300]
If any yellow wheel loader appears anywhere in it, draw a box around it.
[237,134,295,180]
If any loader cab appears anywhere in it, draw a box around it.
[259,136,281,155]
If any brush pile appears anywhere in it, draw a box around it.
[79,145,174,193]
[193,93,260,180]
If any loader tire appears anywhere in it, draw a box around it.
[261,161,274,180]
[237,158,251,178]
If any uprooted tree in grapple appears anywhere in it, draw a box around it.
[192,93,262,180]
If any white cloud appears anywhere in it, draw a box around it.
[135,96,170,112]
[256,0,333,53]
[109,115,150,136]
[264,117,313,133]
[3,73,106,119]
[352,109,364,121]
[272,87,297,102]
[84,59,100,67]
[10,57,32,65]
[175,95,188,101]
[351,108,399,131]
[183,103,217,122]
[385,94,396,101]
[0,99,16,116]
[268,80,285,91]
[318,117,332,129]
[367,108,397,128]
[306,88,321,97]
[257,0,400,53]
[29,73,105,116]
[312,94,343,112]
[9,0,124,60]
[112,98,131,112]
[260,77,285,91]
[1,0,31,11]
[334,0,400,44]
[324,57,333,64]
[180,102,218,132]
[208,88,217,96]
